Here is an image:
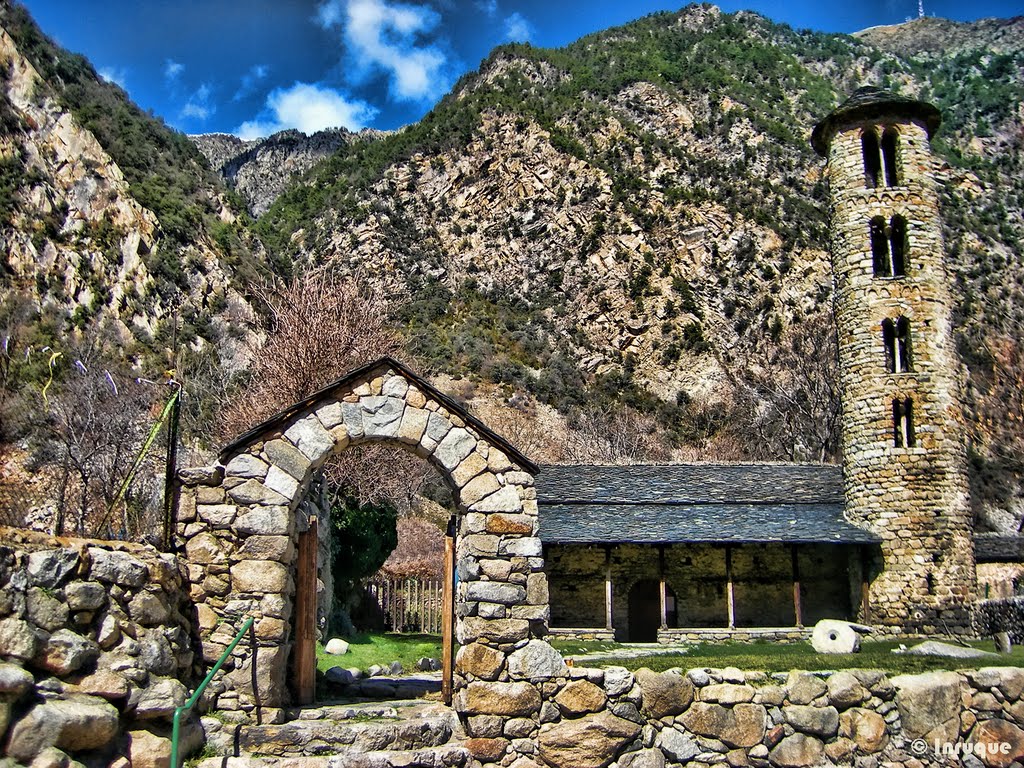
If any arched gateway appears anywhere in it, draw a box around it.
[176,357,562,724]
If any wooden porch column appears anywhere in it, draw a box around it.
[659,545,668,631]
[604,546,613,631]
[293,517,317,706]
[860,546,871,624]
[441,516,456,705]
[725,544,736,629]
[791,544,803,628]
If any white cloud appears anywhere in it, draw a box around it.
[98,67,127,88]
[317,0,449,102]
[234,63,269,100]
[164,59,184,81]
[476,0,498,17]
[182,83,215,121]
[503,11,533,42]
[235,82,378,139]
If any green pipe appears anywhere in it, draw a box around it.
[170,616,255,768]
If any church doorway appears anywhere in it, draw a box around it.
[628,579,675,642]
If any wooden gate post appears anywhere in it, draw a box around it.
[442,516,456,705]
[293,517,318,705]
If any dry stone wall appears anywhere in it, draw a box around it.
[464,664,1024,768]
[823,113,975,634]
[0,528,198,766]
[176,360,549,720]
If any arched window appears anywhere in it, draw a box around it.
[862,129,882,189]
[882,318,912,373]
[870,217,890,276]
[893,397,915,448]
[889,215,908,276]
[881,128,900,187]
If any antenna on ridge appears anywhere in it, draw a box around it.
[918,0,925,18]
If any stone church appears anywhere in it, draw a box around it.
[537,87,1005,643]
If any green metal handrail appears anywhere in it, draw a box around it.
[170,616,255,768]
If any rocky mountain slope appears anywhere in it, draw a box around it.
[192,128,386,217]
[0,1,261,377]
[855,14,1024,57]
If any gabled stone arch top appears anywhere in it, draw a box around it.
[183,357,550,712]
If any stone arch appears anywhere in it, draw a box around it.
[176,357,553,715]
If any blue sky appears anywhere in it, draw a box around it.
[19,0,1022,138]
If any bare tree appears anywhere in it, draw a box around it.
[220,268,399,438]
[728,312,842,463]
[563,404,672,464]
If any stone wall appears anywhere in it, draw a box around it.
[822,107,976,634]
[976,598,1024,645]
[0,527,198,766]
[458,663,1024,768]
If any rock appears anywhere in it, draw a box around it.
[128,676,188,719]
[810,619,864,654]
[605,666,635,697]
[416,656,433,671]
[826,671,869,709]
[88,549,148,587]
[389,660,403,675]
[96,614,122,650]
[469,715,504,738]
[467,581,527,605]
[324,638,350,655]
[138,630,176,675]
[34,630,99,676]
[0,662,34,695]
[904,640,998,659]
[235,507,291,536]
[555,679,607,715]
[325,666,354,685]
[636,668,694,718]
[620,748,666,768]
[28,746,69,768]
[465,737,509,762]
[6,695,119,760]
[459,617,530,644]
[461,681,542,716]
[67,669,130,700]
[225,453,269,479]
[64,581,106,611]
[508,639,568,681]
[656,727,701,762]
[679,703,767,748]
[457,642,506,680]
[784,705,839,737]
[839,708,888,753]
[368,664,384,677]
[971,718,1024,768]
[0,617,41,660]
[232,560,289,592]
[504,717,535,739]
[769,733,825,768]
[786,672,827,705]
[825,737,857,763]
[892,671,963,741]
[26,586,70,631]
[126,728,173,768]
[538,712,641,768]
[129,590,172,626]
[27,550,80,588]
[238,535,292,561]
[702,683,755,704]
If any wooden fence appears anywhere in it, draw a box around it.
[365,578,445,634]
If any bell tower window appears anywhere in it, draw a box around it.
[882,317,912,373]
[893,397,915,448]
[862,129,882,188]
[870,215,909,277]
[881,128,900,187]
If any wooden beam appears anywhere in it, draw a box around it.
[441,516,456,706]
[659,545,668,631]
[293,517,317,706]
[725,545,735,629]
[791,544,803,628]
[604,546,613,631]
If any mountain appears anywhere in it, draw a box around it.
[0,0,263,379]
[854,15,1024,58]
[192,128,387,217]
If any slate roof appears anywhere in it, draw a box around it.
[811,85,942,156]
[975,534,1024,563]
[536,463,880,545]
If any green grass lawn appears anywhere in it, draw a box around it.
[317,633,443,675]
[551,638,1024,676]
